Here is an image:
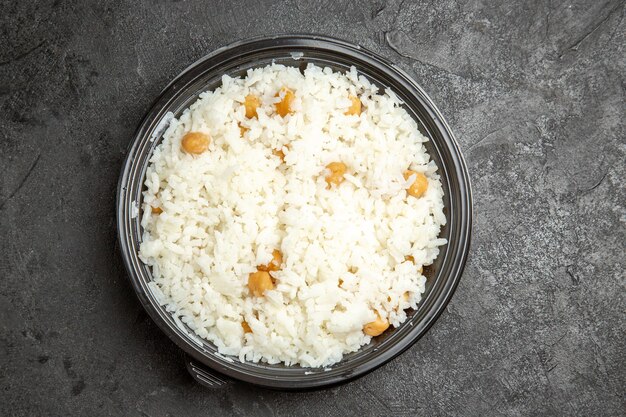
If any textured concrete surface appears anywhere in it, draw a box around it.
[1,0,624,415]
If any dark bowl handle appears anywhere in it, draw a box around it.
[185,356,231,389]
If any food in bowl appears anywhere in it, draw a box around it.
[138,63,447,367]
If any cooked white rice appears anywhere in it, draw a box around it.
[138,63,447,367]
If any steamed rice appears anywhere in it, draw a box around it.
[139,63,447,367]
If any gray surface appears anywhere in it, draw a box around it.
[1,0,624,415]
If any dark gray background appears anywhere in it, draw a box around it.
[1,0,624,415]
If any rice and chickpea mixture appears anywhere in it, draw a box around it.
[139,63,447,367]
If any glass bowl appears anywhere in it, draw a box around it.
[117,34,472,390]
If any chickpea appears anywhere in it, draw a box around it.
[248,271,274,296]
[241,320,252,333]
[275,87,295,117]
[181,132,210,154]
[405,256,423,273]
[272,148,285,161]
[238,122,249,137]
[404,170,428,198]
[363,313,389,336]
[345,95,362,116]
[151,206,163,214]
[244,94,260,118]
[258,249,283,272]
[325,161,347,187]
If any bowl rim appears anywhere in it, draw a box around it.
[117,33,473,389]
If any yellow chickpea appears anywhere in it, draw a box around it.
[241,321,252,333]
[244,94,260,118]
[248,271,274,296]
[272,148,285,161]
[181,132,210,154]
[363,313,389,336]
[404,170,428,198]
[345,95,362,116]
[151,206,163,214]
[258,249,283,272]
[275,87,295,117]
[404,256,423,273]
[325,161,347,187]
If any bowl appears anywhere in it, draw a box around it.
[117,34,472,390]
